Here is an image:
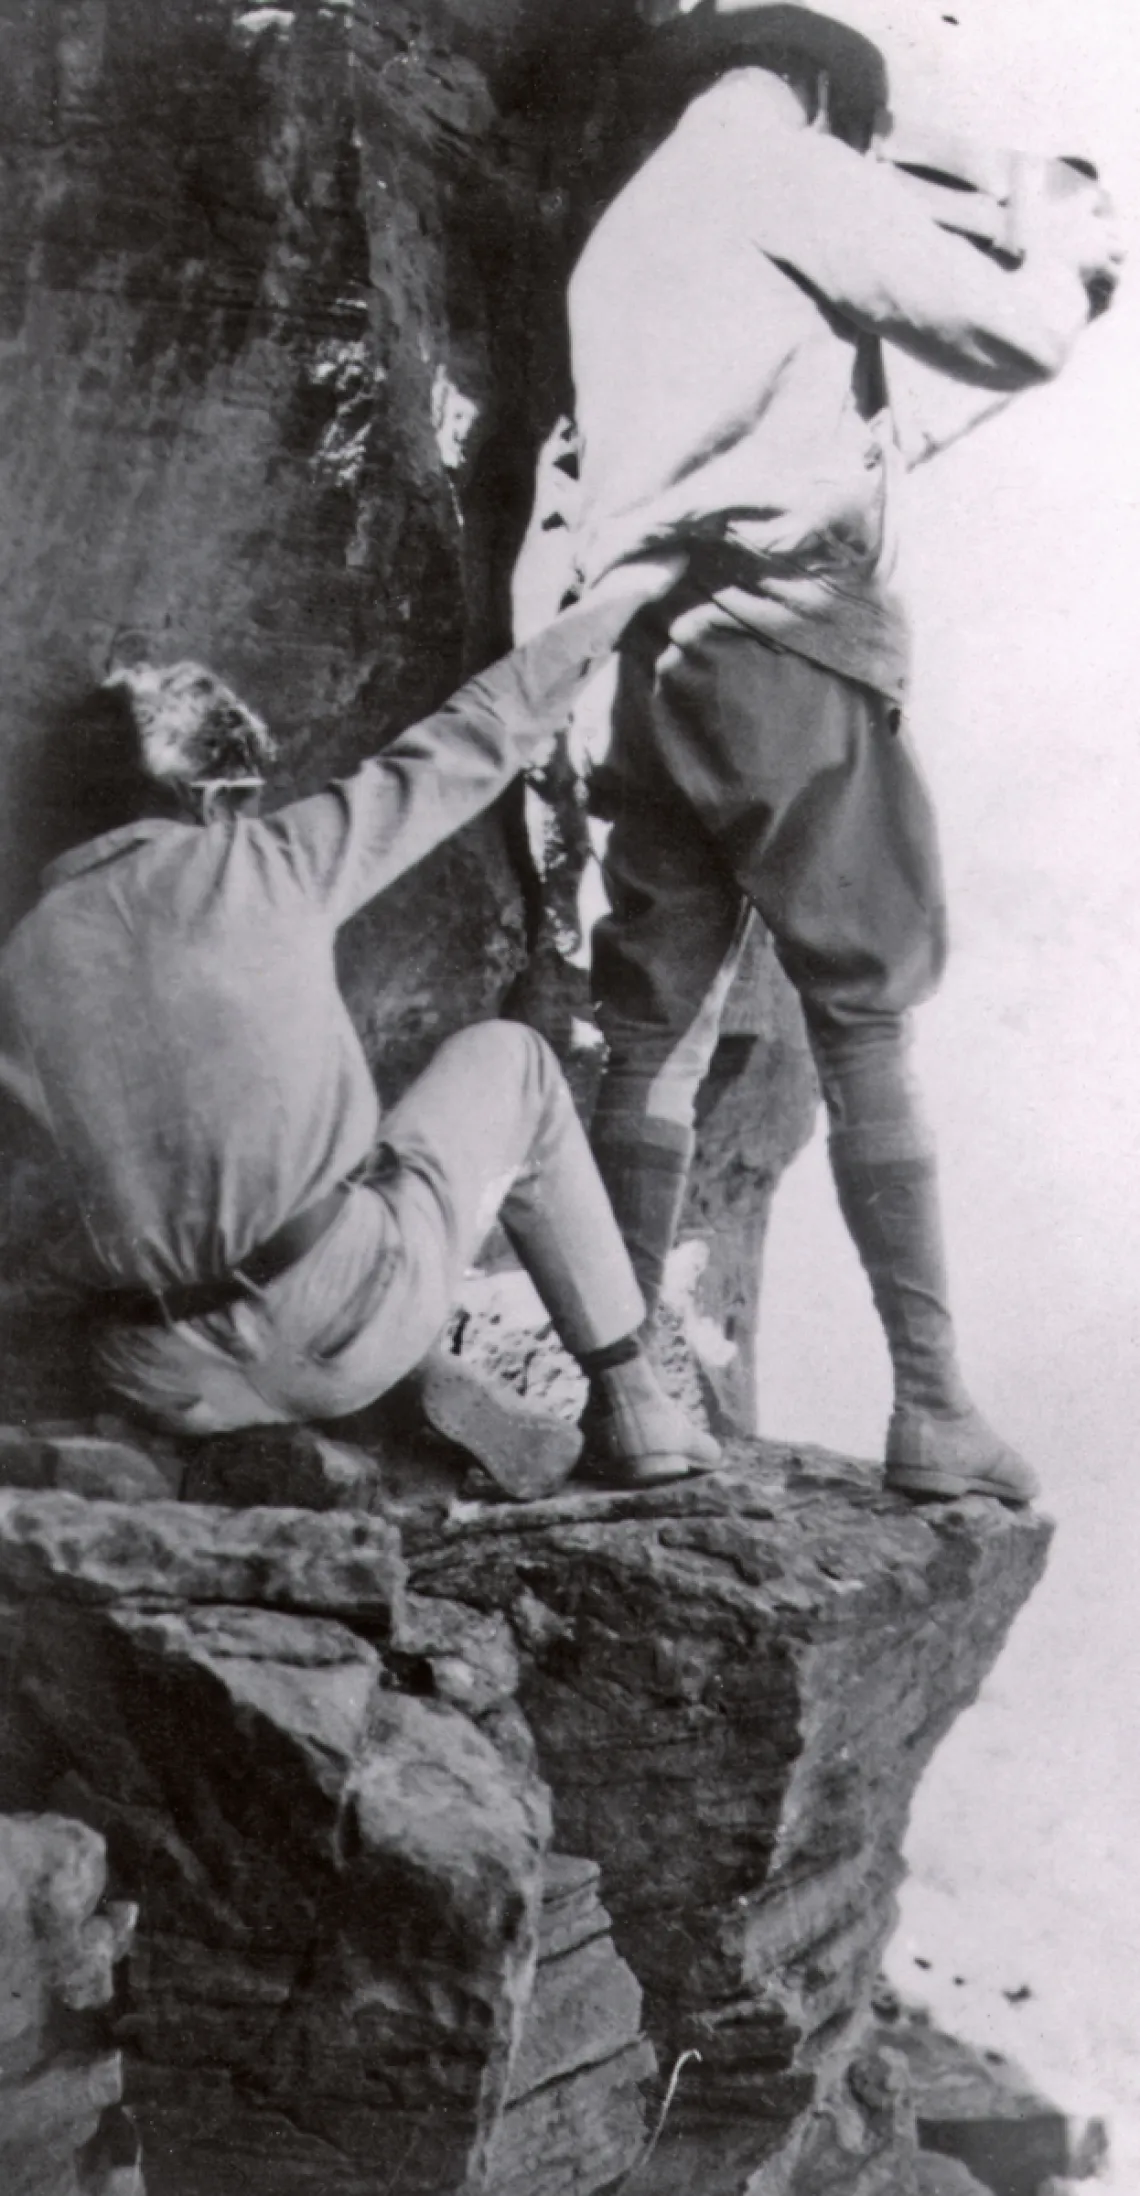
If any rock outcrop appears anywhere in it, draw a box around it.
[0,1811,139,2196]
[0,1441,1053,2195]
[878,2002,1109,2196]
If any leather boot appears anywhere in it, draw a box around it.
[576,1351,721,1489]
[829,1146,1039,1505]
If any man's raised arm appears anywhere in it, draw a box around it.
[751,125,1121,392]
[259,557,681,924]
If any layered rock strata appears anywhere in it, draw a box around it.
[0,1440,1051,2195]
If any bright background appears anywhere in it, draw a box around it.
[757,2,1140,2180]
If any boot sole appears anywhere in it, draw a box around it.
[885,1464,1036,1507]
[573,1450,720,1491]
[417,1360,583,1502]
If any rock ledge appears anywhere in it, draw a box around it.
[0,1439,1050,2195]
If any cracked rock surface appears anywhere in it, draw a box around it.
[0,1810,139,2196]
[0,1447,1051,2195]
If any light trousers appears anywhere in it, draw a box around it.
[98,1022,644,1436]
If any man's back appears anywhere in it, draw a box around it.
[572,73,888,583]
[570,67,1092,698]
[0,817,378,1292]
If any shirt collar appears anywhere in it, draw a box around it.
[40,819,181,892]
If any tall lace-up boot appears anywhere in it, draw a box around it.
[829,1144,1039,1505]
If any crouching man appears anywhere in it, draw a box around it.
[0,576,717,1494]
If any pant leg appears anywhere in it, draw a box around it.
[99,1022,644,1432]
[590,603,963,1410]
[374,1020,644,1360]
[643,604,948,1033]
[646,613,966,1417]
[588,624,753,1306]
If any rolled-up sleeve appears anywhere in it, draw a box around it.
[753,133,1092,391]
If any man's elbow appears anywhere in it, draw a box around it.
[1006,321,1075,385]
[937,315,1079,394]
[988,267,1094,387]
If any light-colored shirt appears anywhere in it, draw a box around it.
[569,72,1092,699]
[0,583,664,1291]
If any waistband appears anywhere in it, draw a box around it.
[87,1179,355,1330]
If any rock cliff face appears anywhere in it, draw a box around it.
[0,0,814,1430]
[0,1438,1052,2196]
[0,1811,138,2196]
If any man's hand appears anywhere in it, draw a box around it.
[1018,171,1125,318]
[503,553,686,735]
[1078,187,1125,317]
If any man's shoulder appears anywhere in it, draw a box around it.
[582,92,865,268]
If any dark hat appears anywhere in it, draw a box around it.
[644,4,889,147]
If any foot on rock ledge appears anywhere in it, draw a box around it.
[575,1355,721,1491]
[885,1404,1040,1507]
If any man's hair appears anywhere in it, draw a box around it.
[41,662,276,859]
[104,661,276,786]
[625,4,889,155]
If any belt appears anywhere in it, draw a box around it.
[88,1181,354,1330]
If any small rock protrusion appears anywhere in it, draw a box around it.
[0,1426,174,1501]
[916,2156,992,2195]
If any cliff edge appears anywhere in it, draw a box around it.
[0,1432,1050,2195]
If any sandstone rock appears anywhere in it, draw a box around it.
[78,2101,147,2196]
[0,1519,554,2195]
[0,1814,130,2055]
[118,1683,553,2193]
[0,1493,404,1628]
[0,1811,138,2196]
[0,2054,124,2195]
[415,1456,1053,2194]
[0,1447,1055,2196]
[0,1429,174,1503]
[489,1854,653,2196]
[394,1589,521,1716]
[886,2009,1109,2196]
[506,1865,642,2101]
[180,1428,381,1513]
[784,2038,921,2195]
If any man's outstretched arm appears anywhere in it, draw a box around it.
[258,558,681,924]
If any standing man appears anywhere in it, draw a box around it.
[564,1,1122,1500]
[0,574,718,1492]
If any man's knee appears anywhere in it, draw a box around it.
[435,1018,565,1108]
[806,1012,935,1163]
